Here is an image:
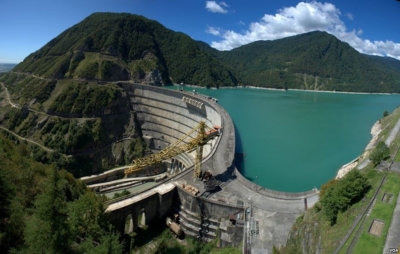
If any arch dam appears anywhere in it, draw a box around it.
[86,83,319,253]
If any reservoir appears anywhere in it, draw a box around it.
[169,86,400,192]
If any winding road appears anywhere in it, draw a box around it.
[0,126,55,152]
[1,82,20,108]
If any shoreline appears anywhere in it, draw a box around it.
[169,84,398,95]
[335,120,381,179]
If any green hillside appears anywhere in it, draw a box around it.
[15,13,237,87]
[0,72,148,176]
[12,13,400,92]
[201,31,400,92]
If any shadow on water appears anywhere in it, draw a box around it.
[233,122,245,175]
[232,122,256,183]
[211,122,245,188]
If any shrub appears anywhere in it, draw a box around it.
[369,141,390,166]
[112,189,131,199]
[319,170,370,225]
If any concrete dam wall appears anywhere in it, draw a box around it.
[121,83,221,169]
[104,83,320,252]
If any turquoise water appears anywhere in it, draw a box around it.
[168,86,400,192]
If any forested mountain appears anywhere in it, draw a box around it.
[12,13,400,92]
[15,13,237,87]
[199,31,400,92]
[366,55,400,73]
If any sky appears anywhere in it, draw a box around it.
[1,0,400,63]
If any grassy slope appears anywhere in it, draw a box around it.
[352,173,400,254]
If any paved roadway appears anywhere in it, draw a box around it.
[383,118,400,253]
[383,193,400,254]
[358,118,400,170]
[386,118,400,146]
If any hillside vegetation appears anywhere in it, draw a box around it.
[11,13,400,91]
[200,31,400,92]
[0,73,147,176]
[0,134,124,253]
[14,13,237,87]
[0,132,241,254]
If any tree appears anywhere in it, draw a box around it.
[383,110,389,117]
[0,163,15,252]
[370,141,390,166]
[23,168,73,253]
[78,230,123,254]
[319,170,370,225]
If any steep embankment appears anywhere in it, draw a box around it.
[0,72,147,177]
[0,133,125,253]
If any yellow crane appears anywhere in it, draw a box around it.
[124,121,218,178]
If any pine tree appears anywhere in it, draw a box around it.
[23,168,73,253]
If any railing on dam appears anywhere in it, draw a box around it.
[233,168,319,200]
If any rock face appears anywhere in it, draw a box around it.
[143,69,163,85]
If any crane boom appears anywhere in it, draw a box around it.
[124,121,216,178]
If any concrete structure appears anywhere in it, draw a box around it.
[383,191,400,254]
[103,83,319,253]
[106,183,176,233]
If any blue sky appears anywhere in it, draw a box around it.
[1,0,399,63]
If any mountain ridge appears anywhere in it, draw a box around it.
[15,12,237,87]
[11,12,400,92]
[198,30,400,92]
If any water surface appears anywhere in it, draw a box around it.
[170,86,400,192]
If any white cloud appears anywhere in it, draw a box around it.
[346,13,353,20]
[220,2,229,7]
[206,1,228,13]
[208,1,400,60]
[206,26,221,36]
[239,20,245,26]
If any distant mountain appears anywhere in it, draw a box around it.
[11,12,400,92]
[15,12,237,87]
[0,63,17,73]
[198,31,400,93]
[366,55,400,73]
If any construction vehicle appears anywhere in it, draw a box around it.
[124,121,219,178]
